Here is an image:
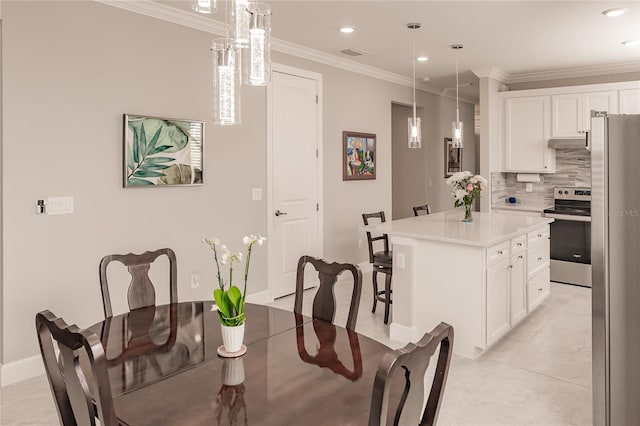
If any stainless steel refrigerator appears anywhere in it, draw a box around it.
[590,111,640,426]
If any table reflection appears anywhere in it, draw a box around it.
[294,314,363,381]
[214,358,247,426]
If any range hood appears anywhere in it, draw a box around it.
[548,135,588,149]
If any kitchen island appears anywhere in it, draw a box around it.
[373,210,554,359]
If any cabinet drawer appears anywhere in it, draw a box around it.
[528,244,550,278]
[486,241,510,266]
[511,235,527,254]
[528,267,550,312]
[527,226,550,247]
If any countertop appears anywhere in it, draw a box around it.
[372,210,554,248]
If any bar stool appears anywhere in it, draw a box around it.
[413,204,432,216]
[362,212,393,324]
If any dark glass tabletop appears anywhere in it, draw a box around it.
[87,302,392,425]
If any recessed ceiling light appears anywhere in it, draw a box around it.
[622,39,640,47]
[602,8,628,17]
[422,77,431,82]
[417,56,429,62]
[340,27,355,34]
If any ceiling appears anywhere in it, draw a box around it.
[157,1,640,101]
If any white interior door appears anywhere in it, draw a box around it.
[268,66,322,299]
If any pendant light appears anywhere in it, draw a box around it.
[192,0,216,14]
[407,23,422,149]
[212,38,241,125]
[245,3,271,86]
[230,0,250,46]
[451,44,464,148]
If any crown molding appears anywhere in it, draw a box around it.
[506,61,640,84]
[95,0,476,104]
[472,67,509,83]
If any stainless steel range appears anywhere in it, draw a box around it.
[543,187,591,287]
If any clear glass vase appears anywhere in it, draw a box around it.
[463,203,473,222]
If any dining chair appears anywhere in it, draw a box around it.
[413,204,432,216]
[362,211,393,324]
[36,310,119,426]
[99,248,177,318]
[294,255,362,330]
[369,322,454,426]
[294,313,363,381]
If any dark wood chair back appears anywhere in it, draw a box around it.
[369,322,454,426]
[294,256,362,330]
[99,248,177,318]
[36,310,118,426]
[413,204,432,216]
[362,212,389,265]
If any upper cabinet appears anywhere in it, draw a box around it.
[551,91,618,137]
[498,81,639,173]
[504,95,555,173]
[619,88,640,114]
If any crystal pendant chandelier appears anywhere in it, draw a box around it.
[212,38,241,125]
[451,44,464,148]
[230,0,250,46]
[407,23,422,149]
[191,0,216,14]
[245,3,271,86]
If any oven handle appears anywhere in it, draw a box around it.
[544,213,591,222]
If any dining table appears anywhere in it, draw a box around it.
[86,301,395,425]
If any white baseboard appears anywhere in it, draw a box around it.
[389,323,418,345]
[1,354,44,387]
[246,289,273,305]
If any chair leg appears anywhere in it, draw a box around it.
[383,272,392,324]
[372,269,379,313]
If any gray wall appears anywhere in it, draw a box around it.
[2,1,470,366]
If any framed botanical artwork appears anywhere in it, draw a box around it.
[444,137,462,178]
[123,114,204,187]
[343,131,376,181]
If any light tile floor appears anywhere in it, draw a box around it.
[0,275,591,425]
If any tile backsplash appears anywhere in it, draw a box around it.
[492,148,591,207]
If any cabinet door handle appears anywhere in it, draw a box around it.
[518,255,523,260]
[538,288,543,292]
[537,234,543,238]
[538,257,543,261]
[497,250,503,255]
[508,265,513,269]
[517,243,523,247]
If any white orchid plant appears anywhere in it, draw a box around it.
[446,171,488,209]
[202,234,266,327]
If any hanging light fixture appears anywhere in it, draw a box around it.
[191,0,216,14]
[407,23,422,149]
[212,38,241,125]
[451,44,464,148]
[230,0,250,46]
[245,3,271,86]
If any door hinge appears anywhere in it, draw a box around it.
[315,148,318,158]
[316,203,319,212]
[316,95,318,104]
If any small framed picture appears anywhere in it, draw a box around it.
[444,137,462,178]
[123,114,204,187]
[343,131,376,181]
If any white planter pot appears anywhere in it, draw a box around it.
[221,323,245,353]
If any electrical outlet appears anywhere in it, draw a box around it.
[252,188,262,201]
[358,239,363,250]
[396,253,406,269]
[191,271,201,289]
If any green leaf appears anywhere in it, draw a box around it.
[145,156,174,164]
[127,177,154,186]
[148,145,172,155]
[132,125,140,164]
[127,142,135,172]
[227,286,243,313]
[143,163,171,171]
[147,126,163,153]
[133,169,164,178]
[214,289,233,319]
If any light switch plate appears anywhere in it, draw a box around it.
[396,253,406,269]
[252,188,262,201]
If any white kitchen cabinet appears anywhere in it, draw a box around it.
[486,259,511,347]
[504,96,555,173]
[528,267,551,312]
[552,91,618,137]
[619,88,640,114]
[510,252,527,326]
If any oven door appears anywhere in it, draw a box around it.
[545,214,591,264]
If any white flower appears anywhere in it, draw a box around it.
[475,175,488,185]
[454,189,467,200]
[469,176,478,184]
[257,236,266,246]
[242,236,250,245]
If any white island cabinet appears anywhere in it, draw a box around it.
[373,210,553,359]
